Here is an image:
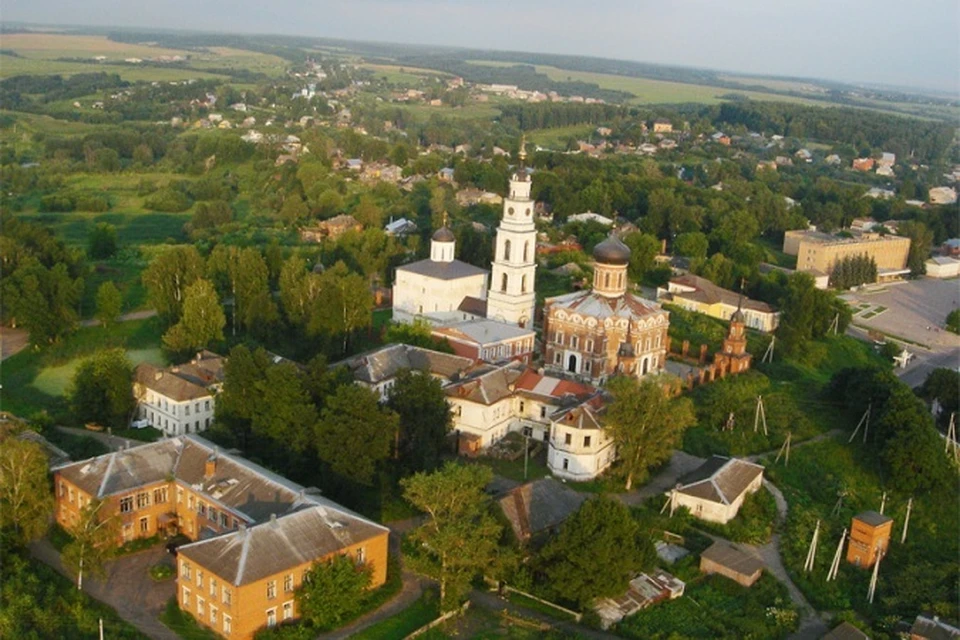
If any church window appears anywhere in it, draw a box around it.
[584,436,592,447]
[504,239,511,261]
[571,335,578,349]
[521,275,527,293]
[604,273,610,288]
[523,242,529,262]
[618,273,623,288]
[554,352,561,364]
[564,433,572,445]
[655,334,661,348]
[525,208,531,216]
[645,338,651,351]
[555,332,563,345]
[585,361,591,373]
[501,274,508,292]
[585,339,593,353]
[508,207,515,215]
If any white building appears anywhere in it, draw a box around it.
[392,227,489,324]
[670,456,765,524]
[567,211,615,226]
[929,186,958,205]
[486,142,538,328]
[925,256,960,279]
[547,396,615,481]
[133,351,225,436]
[335,344,474,402]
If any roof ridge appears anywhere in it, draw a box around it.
[97,451,118,499]
[234,527,251,586]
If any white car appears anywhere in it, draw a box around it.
[130,419,150,430]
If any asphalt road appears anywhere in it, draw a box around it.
[895,347,960,388]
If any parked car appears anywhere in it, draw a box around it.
[130,419,150,429]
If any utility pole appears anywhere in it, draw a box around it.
[762,335,775,364]
[829,312,840,335]
[775,432,792,466]
[826,527,847,582]
[901,497,913,544]
[946,413,958,463]
[879,491,887,515]
[848,403,871,444]
[867,548,883,603]
[754,395,768,435]
[724,412,736,432]
[804,520,821,573]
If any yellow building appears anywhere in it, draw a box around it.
[658,275,779,333]
[53,435,390,640]
[783,230,911,283]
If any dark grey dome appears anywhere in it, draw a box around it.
[432,226,455,242]
[593,235,631,265]
[731,307,745,324]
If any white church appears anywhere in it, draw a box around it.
[392,141,538,329]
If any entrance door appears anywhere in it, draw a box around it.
[567,354,578,373]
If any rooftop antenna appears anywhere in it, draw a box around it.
[803,519,821,573]
[826,527,847,582]
[761,335,776,364]
[867,547,883,603]
[754,395,768,435]
[900,497,913,544]
[848,403,872,444]
[775,431,792,466]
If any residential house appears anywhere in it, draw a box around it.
[825,154,842,165]
[909,615,960,640]
[567,211,614,226]
[658,139,677,150]
[133,351,225,436]
[53,435,389,640]
[925,256,960,279]
[384,217,418,236]
[299,214,362,243]
[596,127,613,137]
[711,132,731,146]
[795,148,813,162]
[335,343,474,402]
[456,188,503,207]
[653,119,674,133]
[657,275,779,332]
[876,165,895,177]
[345,158,363,171]
[594,571,685,630]
[670,456,765,524]
[929,186,958,205]
[877,152,896,168]
[942,239,960,257]
[438,167,456,183]
[699,541,764,587]
[547,395,614,481]
[498,477,586,544]
[431,318,536,365]
[852,157,875,172]
[756,160,777,172]
[822,622,870,640]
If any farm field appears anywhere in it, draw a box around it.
[0,54,228,82]
[0,33,191,60]
[360,63,452,85]
[190,47,288,77]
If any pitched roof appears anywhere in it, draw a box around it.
[134,351,225,402]
[457,296,488,317]
[676,456,764,505]
[396,258,487,281]
[337,344,474,385]
[498,478,586,541]
[910,615,960,640]
[513,369,595,402]
[822,622,871,640]
[668,275,775,314]
[178,505,386,586]
[551,395,606,430]
[701,541,764,577]
[445,361,525,405]
[545,290,667,322]
[854,510,893,527]
[433,319,534,347]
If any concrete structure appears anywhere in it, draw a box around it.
[653,119,674,133]
[133,351,225,436]
[547,395,614,481]
[567,211,614,226]
[925,256,960,279]
[543,235,669,383]
[486,142,537,328]
[658,275,779,332]
[672,456,764,524]
[783,230,910,280]
[699,541,764,587]
[431,318,536,364]
[53,435,389,640]
[847,511,892,569]
[392,227,489,324]
[335,343,474,402]
[929,186,958,206]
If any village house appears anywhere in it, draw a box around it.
[384,217,418,236]
[431,318,536,365]
[335,343,474,402]
[652,119,674,134]
[657,275,779,332]
[299,214,362,242]
[456,187,503,207]
[852,157,875,172]
[133,351,225,436]
[497,477,586,544]
[699,541,764,587]
[670,456,765,524]
[822,622,870,640]
[909,615,960,640]
[52,436,389,640]
[925,256,960,279]
[929,186,958,205]
[567,211,614,226]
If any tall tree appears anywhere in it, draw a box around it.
[296,554,373,630]
[402,463,501,610]
[279,255,322,328]
[538,497,654,606]
[142,246,205,323]
[315,384,396,485]
[622,232,661,282]
[162,279,225,354]
[3,258,83,346]
[95,281,122,327]
[69,348,135,429]
[0,437,53,543]
[308,261,373,354]
[897,220,933,276]
[606,377,695,490]
[215,345,272,449]
[87,222,118,260]
[62,499,120,589]
[251,362,318,454]
[387,369,452,473]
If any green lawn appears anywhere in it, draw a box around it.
[81,259,151,317]
[527,124,595,150]
[351,591,441,640]
[17,210,191,246]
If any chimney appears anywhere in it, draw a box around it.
[204,454,217,479]
[154,371,164,381]
[270,513,278,527]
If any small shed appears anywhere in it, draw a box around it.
[847,511,893,569]
[700,541,764,587]
[822,621,870,640]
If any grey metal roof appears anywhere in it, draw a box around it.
[822,622,871,640]
[337,344,474,384]
[910,615,960,640]
[676,456,764,505]
[435,319,535,346]
[396,258,487,280]
[855,510,893,527]
[701,541,764,577]
[498,478,586,541]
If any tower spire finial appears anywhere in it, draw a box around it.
[519,135,527,166]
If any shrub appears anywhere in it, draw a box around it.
[144,188,192,212]
[149,563,175,581]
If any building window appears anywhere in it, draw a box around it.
[501,273,508,292]
[585,339,593,353]
[153,487,168,504]
[181,561,192,580]
[267,580,277,600]
[570,335,578,349]
[120,496,133,513]
[177,488,183,504]
[585,361,591,373]
[655,334,662,348]
[266,608,277,628]
[220,512,228,528]
[584,436,592,447]
[195,402,200,413]
[205,400,211,411]
[223,615,232,634]
[139,516,149,533]
[59,481,65,497]
[210,578,217,598]
[519,401,525,414]
[283,601,294,620]
[521,275,527,293]
[68,487,75,504]
[504,239,511,261]
[357,547,365,565]
[209,507,219,523]
[563,458,569,470]
[196,570,204,589]
[284,574,294,593]
[222,588,232,606]
[198,502,207,517]
[188,495,195,510]
[210,606,217,625]
[185,405,190,416]
[197,597,205,617]
[540,406,547,418]
[182,587,191,609]
[564,433,572,445]
[523,241,529,262]
[555,332,564,345]
[554,352,561,364]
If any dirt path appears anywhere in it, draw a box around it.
[317,571,425,640]
[0,326,29,361]
[746,429,843,463]
[80,308,158,328]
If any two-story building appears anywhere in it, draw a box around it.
[431,318,536,365]
[547,395,615,481]
[657,275,779,333]
[335,343,475,402]
[133,351,225,436]
[53,435,389,640]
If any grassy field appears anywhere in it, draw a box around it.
[361,62,452,85]
[352,591,441,640]
[18,210,191,246]
[190,47,288,77]
[1,33,190,59]
[526,124,595,149]
[390,100,503,121]
[0,54,227,82]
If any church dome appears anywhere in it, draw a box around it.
[593,235,631,265]
[731,307,745,324]
[432,226,455,242]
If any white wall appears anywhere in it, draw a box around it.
[138,390,215,436]
[392,271,487,322]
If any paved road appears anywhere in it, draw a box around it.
[896,346,960,388]
[31,539,178,640]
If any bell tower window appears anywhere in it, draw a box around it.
[504,239,511,261]
[501,274,508,292]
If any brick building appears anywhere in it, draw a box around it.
[783,229,911,284]
[847,510,893,569]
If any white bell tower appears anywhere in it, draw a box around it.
[487,138,537,327]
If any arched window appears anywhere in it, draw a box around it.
[521,275,527,293]
[523,241,529,262]
[504,239,511,261]
[568,354,578,373]
[618,273,623,288]
[604,273,610,288]
[501,273,508,292]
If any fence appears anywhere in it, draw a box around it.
[502,585,583,623]
[403,601,470,640]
